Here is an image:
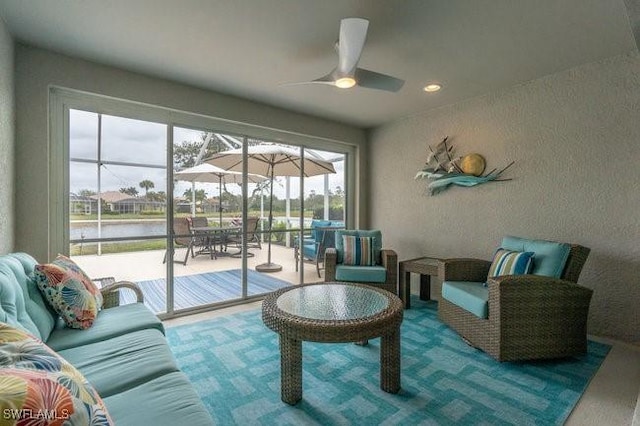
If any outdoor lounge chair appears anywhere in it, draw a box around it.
[324,229,398,296]
[438,235,592,362]
[296,225,343,277]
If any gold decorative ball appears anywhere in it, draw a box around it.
[459,154,486,176]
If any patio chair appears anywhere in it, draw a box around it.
[296,225,343,277]
[324,229,398,296]
[189,216,218,259]
[438,235,592,362]
[162,217,195,265]
[225,216,262,253]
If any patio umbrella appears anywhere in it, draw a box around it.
[205,144,336,273]
[174,163,266,226]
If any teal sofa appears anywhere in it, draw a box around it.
[0,253,213,425]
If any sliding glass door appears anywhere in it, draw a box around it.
[62,96,352,319]
[69,109,169,314]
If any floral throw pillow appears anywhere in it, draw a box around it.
[33,254,103,330]
[0,322,113,425]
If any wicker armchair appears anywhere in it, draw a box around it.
[438,241,592,362]
[92,277,144,309]
[324,230,398,296]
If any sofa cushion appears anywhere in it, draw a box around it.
[33,254,104,329]
[46,303,164,351]
[0,262,43,339]
[335,265,387,283]
[442,281,489,319]
[1,253,57,341]
[488,249,534,277]
[0,323,113,425]
[342,235,375,266]
[57,329,179,398]
[336,230,382,264]
[103,371,213,426]
[501,236,571,278]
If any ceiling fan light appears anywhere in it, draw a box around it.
[335,77,357,89]
[423,83,442,92]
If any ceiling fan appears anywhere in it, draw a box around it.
[289,17,405,92]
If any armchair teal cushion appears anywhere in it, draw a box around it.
[310,220,331,241]
[501,236,570,278]
[302,243,317,259]
[441,281,489,319]
[335,265,387,283]
[335,230,382,264]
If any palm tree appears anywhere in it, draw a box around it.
[139,180,155,197]
[119,186,138,197]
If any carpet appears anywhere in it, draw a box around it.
[166,297,610,425]
[121,270,290,313]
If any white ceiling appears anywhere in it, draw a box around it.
[0,0,637,128]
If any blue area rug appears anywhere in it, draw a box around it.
[166,297,610,425]
[123,270,290,313]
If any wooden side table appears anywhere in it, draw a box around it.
[399,257,442,308]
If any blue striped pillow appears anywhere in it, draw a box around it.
[488,249,534,277]
[342,235,375,266]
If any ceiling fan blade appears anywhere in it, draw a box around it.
[280,80,336,87]
[280,72,336,87]
[338,18,369,75]
[355,68,405,92]
[313,72,336,83]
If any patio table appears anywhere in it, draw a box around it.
[262,282,404,405]
[190,226,241,258]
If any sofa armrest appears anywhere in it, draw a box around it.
[324,248,337,282]
[97,278,145,309]
[438,258,491,282]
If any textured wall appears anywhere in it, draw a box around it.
[14,44,365,261]
[0,18,14,254]
[369,52,640,343]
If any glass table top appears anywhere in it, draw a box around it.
[276,284,389,321]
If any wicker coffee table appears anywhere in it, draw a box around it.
[262,282,404,405]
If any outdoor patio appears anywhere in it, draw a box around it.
[73,244,325,313]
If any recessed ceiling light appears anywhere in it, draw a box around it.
[423,84,442,92]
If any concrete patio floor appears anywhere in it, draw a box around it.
[73,243,324,286]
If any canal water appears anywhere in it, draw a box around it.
[70,221,167,240]
[69,218,314,241]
